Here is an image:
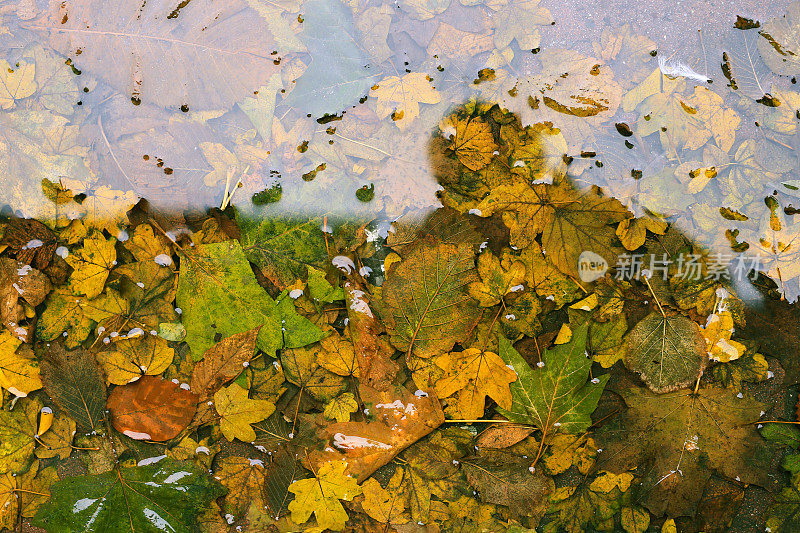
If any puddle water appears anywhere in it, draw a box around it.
[2,0,800,532]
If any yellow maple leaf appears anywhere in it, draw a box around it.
[124,224,172,263]
[214,383,274,442]
[0,59,35,110]
[65,232,116,298]
[96,335,174,385]
[317,331,359,377]
[434,347,517,419]
[701,310,745,363]
[323,392,358,422]
[214,456,266,518]
[0,472,17,530]
[361,473,409,525]
[81,187,138,233]
[370,72,441,129]
[0,332,41,397]
[468,250,525,307]
[288,460,362,531]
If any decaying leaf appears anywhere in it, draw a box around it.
[190,326,260,399]
[40,343,107,432]
[595,385,775,516]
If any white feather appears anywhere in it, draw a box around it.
[658,56,711,83]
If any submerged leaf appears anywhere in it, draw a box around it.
[498,325,608,435]
[40,343,107,432]
[288,459,362,531]
[107,376,198,442]
[382,239,480,358]
[624,312,706,393]
[33,459,225,532]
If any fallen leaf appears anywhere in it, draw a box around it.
[498,325,609,436]
[0,258,51,342]
[32,459,225,532]
[371,72,441,129]
[107,376,198,442]
[214,383,275,442]
[0,332,41,397]
[190,326,260,399]
[97,335,175,385]
[215,456,266,518]
[468,249,526,307]
[595,385,775,516]
[382,238,480,359]
[434,347,518,419]
[288,459,362,531]
[0,59,35,110]
[65,232,116,298]
[40,343,107,432]
[624,312,707,393]
[324,392,359,423]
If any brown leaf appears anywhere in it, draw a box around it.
[0,258,51,342]
[305,384,444,482]
[342,273,397,391]
[190,326,260,399]
[41,343,107,432]
[107,375,198,441]
[1,218,58,270]
[475,424,535,449]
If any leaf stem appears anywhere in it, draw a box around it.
[642,275,666,317]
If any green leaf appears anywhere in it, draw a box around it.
[33,459,225,532]
[761,423,800,448]
[497,324,608,435]
[307,267,345,303]
[176,240,322,360]
[767,487,800,533]
[237,213,329,290]
[624,312,706,393]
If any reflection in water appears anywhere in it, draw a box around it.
[0,0,798,300]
